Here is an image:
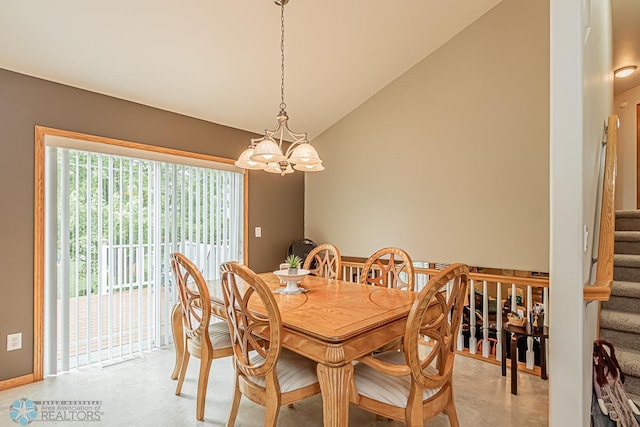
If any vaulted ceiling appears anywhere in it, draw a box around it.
[0,1,637,140]
[0,0,503,140]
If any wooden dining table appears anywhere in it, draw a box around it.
[171,272,418,427]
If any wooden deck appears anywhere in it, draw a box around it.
[57,287,173,366]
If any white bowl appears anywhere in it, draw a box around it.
[273,269,310,292]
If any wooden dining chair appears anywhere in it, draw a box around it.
[171,252,234,421]
[220,261,321,427]
[351,263,469,427]
[302,243,342,280]
[360,247,415,291]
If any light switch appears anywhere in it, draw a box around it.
[255,227,262,238]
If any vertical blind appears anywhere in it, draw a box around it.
[45,146,244,374]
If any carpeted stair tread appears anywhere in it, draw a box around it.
[616,231,640,241]
[616,211,640,218]
[625,375,640,397]
[616,211,640,231]
[614,268,640,282]
[615,241,640,255]
[600,310,640,334]
[612,281,640,299]
[602,295,640,314]
[614,255,640,281]
[614,254,640,268]
[605,210,640,397]
[618,348,640,378]
[604,282,640,313]
[601,329,640,353]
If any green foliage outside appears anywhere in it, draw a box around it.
[57,149,237,297]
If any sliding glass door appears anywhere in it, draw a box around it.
[46,146,243,373]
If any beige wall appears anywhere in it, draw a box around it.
[0,68,304,382]
[306,0,549,271]
[614,84,640,210]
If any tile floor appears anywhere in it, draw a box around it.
[0,348,548,426]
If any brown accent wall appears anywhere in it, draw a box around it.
[0,68,303,381]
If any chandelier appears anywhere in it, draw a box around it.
[234,0,323,176]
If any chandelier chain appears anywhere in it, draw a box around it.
[280,1,286,112]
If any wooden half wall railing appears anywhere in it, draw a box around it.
[340,260,549,371]
[584,114,618,302]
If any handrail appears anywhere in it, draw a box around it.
[584,114,618,302]
[341,261,549,288]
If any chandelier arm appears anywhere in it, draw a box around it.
[282,121,307,140]
[284,140,305,157]
[264,123,306,145]
[283,134,308,157]
[265,129,283,143]
[249,137,264,148]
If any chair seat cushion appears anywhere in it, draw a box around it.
[353,351,440,408]
[248,349,318,393]
[208,321,232,349]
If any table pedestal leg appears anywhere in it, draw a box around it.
[510,334,518,395]
[170,303,184,380]
[541,336,548,380]
[501,329,507,377]
[317,363,353,427]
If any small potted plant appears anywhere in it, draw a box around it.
[285,254,302,275]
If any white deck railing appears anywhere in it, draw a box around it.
[98,241,231,294]
[341,260,549,371]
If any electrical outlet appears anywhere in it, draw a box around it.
[255,226,262,238]
[7,333,22,351]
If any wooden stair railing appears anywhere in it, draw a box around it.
[584,114,618,302]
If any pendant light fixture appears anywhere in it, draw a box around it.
[614,65,637,78]
[235,0,323,176]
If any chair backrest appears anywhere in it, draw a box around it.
[171,252,212,346]
[359,247,415,291]
[303,243,342,280]
[220,261,282,378]
[404,263,469,391]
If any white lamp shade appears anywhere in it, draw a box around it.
[288,143,322,165]
[293,162,324,172]
[235,148,265,170]
[264,162,294,175]
[251,138,286,163]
